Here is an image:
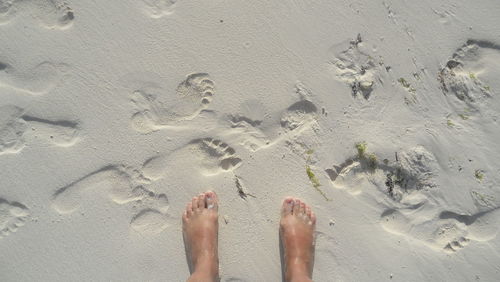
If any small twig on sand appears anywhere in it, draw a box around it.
[235,176,256,199]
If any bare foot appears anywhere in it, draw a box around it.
[280,197,316,282]
[183,191,219,282]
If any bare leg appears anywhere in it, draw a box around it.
[280,198,316,282]
[183,191,219,282]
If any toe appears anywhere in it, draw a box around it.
[281,197,294,216]
[198,193,206,209]
[219,142,228,149]
[186,202,193,216]
[225,147,236,155]
[182,211,188,222]
[306,206,312,218]
[191,197,198,210]
[220,157,241,170]
[310,211,317,225]
[299,202,306,215]
[205,190,218,211]
[292,199,301,215]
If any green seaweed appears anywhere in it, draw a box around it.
[398,77,411,88]
[404,96,416,105]
[305,149,315,155]
[355,142,367,157]
[306,165,330,201]
[367,153,378,170]
[398,78,416,93]
[474,170,484,182]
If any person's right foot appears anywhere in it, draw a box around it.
[280,197,316,282]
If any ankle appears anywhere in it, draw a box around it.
[285,260,312,282]
[192,257,219,280]
[286,271,312,282]
[187,271,218,282]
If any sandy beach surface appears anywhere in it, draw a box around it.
[1,0,500,281]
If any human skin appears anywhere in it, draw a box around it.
[182,192,316,282]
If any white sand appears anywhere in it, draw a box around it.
[1,0,500,281]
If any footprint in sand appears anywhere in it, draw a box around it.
[140,0,177,18]
[0,0,15,24]
[0,105,79,155]
[328,146,437,198]
[276,82,318,140]
[381,207,500,253]
[227,113,270,152]
[52,166,145,214]
[131,73,215,133]
[223,99,271,152]
[380,208,472,253]
[0,198,30,238]
[329,34,385,100]
[224,82,319,152]
[0,60,61,95]
[52,165,171,234]
[0,0,74,29]
[130,191,170,234]
[438,40,498,106]
[280,99,318,132]
[130,208,169,234]
[327,145,500,252]
[141,138,242,181]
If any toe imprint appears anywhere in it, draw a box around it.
[191,138,242,175]
[0,198,30,239]
[141,0,178,18]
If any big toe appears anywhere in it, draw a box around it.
[310,211,316,225]
[205,190,218,211]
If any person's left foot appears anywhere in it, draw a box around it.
[183,191,219,282]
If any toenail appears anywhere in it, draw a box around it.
[207,204,214,209]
